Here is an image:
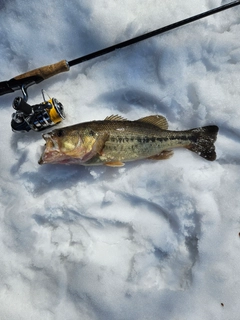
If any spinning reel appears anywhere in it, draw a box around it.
[11,88,65,132]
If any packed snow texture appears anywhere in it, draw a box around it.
[0,0,240,319]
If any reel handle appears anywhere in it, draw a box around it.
[12,97,32,114]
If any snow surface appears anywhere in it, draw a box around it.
[1,0,240,319]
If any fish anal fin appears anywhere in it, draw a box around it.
[104,161,125,167]
[105,115,127,121]
[137,115,168,130]
[148,150,174,160]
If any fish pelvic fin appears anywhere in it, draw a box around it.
[104,161,125,167]
[186,125,219,161]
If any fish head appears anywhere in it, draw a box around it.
[39,127,88,164]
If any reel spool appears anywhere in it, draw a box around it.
[11,90,65,132]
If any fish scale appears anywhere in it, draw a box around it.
[98,130,194,163]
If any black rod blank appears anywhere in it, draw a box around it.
[68,0,240,67]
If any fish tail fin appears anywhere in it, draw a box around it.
[186,125,219,161]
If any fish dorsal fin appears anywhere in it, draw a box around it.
[136,115,168,130]
[105,114,127,121]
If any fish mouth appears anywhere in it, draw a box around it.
[42,133,59,148]
[38,133,61,164]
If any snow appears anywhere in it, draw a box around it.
[1,0,240,319]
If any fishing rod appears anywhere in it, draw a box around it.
[1,0,239,132]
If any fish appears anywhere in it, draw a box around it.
[38,114,218,167]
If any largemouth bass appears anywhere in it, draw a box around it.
[39,115,218,167]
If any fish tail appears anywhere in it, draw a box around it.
[186,125,219,161]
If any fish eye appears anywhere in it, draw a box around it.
[57,129,64,137]
[89,129,95,136]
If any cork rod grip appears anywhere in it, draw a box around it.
[14,60,70,81]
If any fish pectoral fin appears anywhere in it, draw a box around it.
[148,150,174,160]
[94,132,109,155]
[82,132,109,162]
[104,161,125,167]
[136,115,168,130]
